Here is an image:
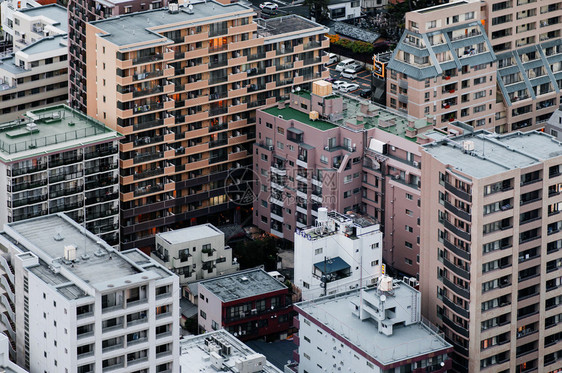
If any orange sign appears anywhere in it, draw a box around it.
[373,55,386,78]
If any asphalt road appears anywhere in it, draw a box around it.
[326,61,372,97]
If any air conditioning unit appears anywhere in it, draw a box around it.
[413,161,419,167]
[268,146,274,151]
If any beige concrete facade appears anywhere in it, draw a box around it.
[85,4,329,251]
[420,130,562,372]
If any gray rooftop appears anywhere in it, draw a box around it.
[4,214,173,294]
[19,34,67,56]
[157,223,223,245]
[0,105,121,162]
[295,288,451,366]
[199,268,286,303]
[19,4,68,33]
[256,15,322,37]
[180,330,282,372]
[423,130,562,178]
[91,1,253,46]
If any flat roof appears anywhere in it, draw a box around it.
[91,1,253,46]
[263,106,337,131]
[19,4,68,33]
[5,214,174,293]
[0,105,121,162]
[180,330,282,372]
[256,15,321,36]
[416,0,468,13]
[423,130,562,178]
[199,268,286,302]
[19,34,67,56]
[295,288,451,366]
[157,223,223,245]
[262,92,430,140]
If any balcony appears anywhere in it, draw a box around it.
[133,151,163,164]
[442,276,470,299]
[133,53,163,65]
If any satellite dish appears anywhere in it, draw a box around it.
[380,294,386,302]
[188,4,193,11]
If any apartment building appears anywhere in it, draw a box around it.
[387,1,499,131]
[85,3,329,252]
[197,268,293,341]
[1,0,63,47]
[179,330,282,373]
[484,0,562,132]
[389,0,562,134]
[0,5,68,122]
[291,276,453,373]
[253,81,468,278]
[0,213,180,372]
[0,334,27,373]
[0,105,122,246]
[420,130,562,372]
[68,0,169,113]
[293,208,383,300]
[151,223,239,285]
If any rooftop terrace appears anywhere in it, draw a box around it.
[199,268,286,302]
[256,15,325,37]
[0,105,120,162]
[295,287,451,366]
[423,130,562,178]
[263,92,431,139]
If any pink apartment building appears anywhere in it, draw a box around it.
[253,81,468,278]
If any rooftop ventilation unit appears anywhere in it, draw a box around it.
[64,245,76,261]
[168,2,179,13]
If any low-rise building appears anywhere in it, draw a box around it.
[0,105,122,246]
[198,268,292,341]
[179,329,282,373]
[0,333,27,373]
[291,276,453,373]
[0,213,180,372]
[1,0,61,46]
[294,208,382,300]
[152,223,239,285]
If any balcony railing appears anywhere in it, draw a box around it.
[133,53,163,65]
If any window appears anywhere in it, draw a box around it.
[405,225,413,232]
[405,241,413,248]
[371,260,379,266]
[314,248,323,255]
[266,122,273,129]
[200,310,207,319]
[405,209,413,216]
[125,5,132,13]
[406,193,413,200]
[405,258,413,265]
[320,155,328,164]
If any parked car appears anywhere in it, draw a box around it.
[325,77,336,83]
[339,82,360,93]
[335,58,355,72]
[326,53,338,65]
[359,89,372,98]
[259,1,278,9]
[348,62,364,73]
[332,80,347,90]
[340,68,358,80]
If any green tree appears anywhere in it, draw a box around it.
[304,0,330,24]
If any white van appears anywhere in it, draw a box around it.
[335,58,355,72]
[340,68,358,79]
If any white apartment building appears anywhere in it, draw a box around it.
[0,4,68,122]
[0,0,51,46]
[179,330,282,373]
[294,209,383,300]
[0,333,27,373]
[0,213,180,372]
[6,4,67,51]
[291,277,453,373]
[152,223,239,285]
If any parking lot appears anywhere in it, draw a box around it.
[326,61,371,97]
